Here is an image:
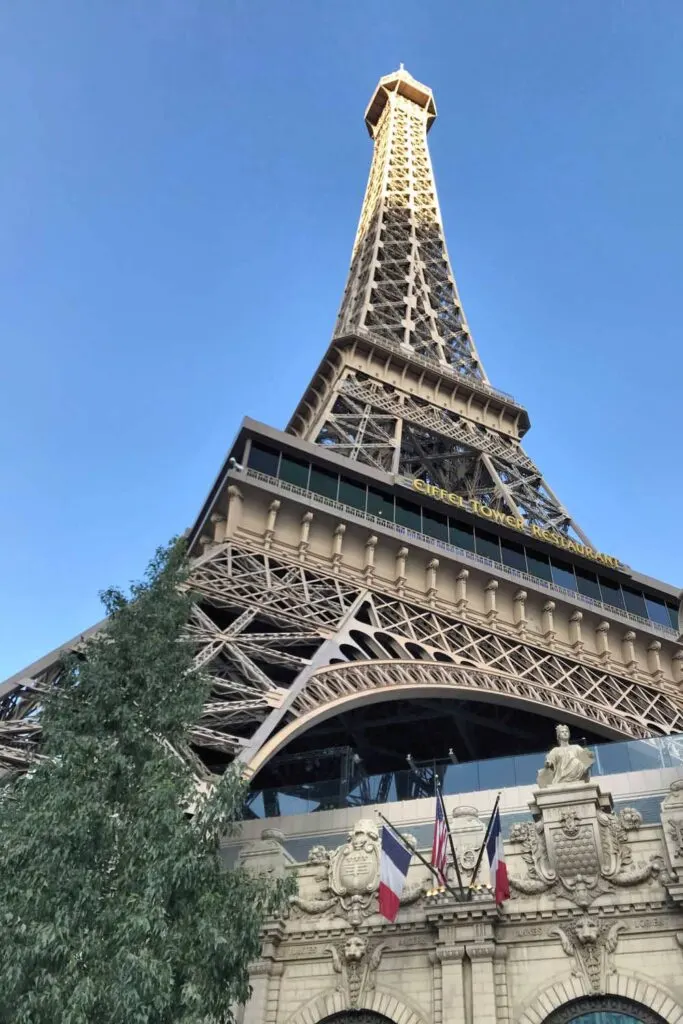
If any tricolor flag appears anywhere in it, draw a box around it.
[431,788,448,885]
[485,805,509,904]
[378,826,412,922]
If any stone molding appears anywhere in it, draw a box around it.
[282,988,428,1024]
[516,973,683,1024]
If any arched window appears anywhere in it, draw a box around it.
[543,995,668,1024]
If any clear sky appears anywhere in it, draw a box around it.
[1,1,682,679]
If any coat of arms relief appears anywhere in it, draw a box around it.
[289,819,424,928]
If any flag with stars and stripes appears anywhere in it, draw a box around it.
[431,787,448,886]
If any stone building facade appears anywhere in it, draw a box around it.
[232,768,683,1024]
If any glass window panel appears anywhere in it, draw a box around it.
[475,528,501,563]
[551,557,578,591]
[478,755,512,791]
[367,487,394,521]
[599,576,625,610]
[395,497,422,531]
[512,752,541,787]
[622,586,647,620]
[441,761,479,795]
[279,454,310,489]
[247,442,280,477]
[576,567,601,602]
[423,508,448,541]
[625,739,663,772]
[309,465,338,500]
[592,741,629,776]
[501,539,527,572]
[645,596,673,628]
[667,603,679,630]
[526,549,552,581]
[338,477,366,511]
[449,520,475,551]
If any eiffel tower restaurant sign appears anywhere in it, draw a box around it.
[407,478,623,570]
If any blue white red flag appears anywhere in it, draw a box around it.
[378,826,412,922]
[486,806,510,904]
[431,788,448,885]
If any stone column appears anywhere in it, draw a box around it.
[331,523,346,573]
[621,630,637,673]
[493,945,510,1024]
[437,945,466,1024]
[242,962,272,1024]
[225,484,244,537]
[569,610,583,653]
[673,650,683,686]
[264,500,281,550]
[395,546,408,595]
[298,511,313,562]
[468,944,497,1024]
[364,535,378,583]
[210,511,227,544]
[485,579,498,622]
[596,620,611,663]
[455,569,469,612]
[542,601,556,643]
[647,640,663,681]
[513,590,527,635]
[427,558,439,606]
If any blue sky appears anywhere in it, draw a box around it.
[1,1,682,679]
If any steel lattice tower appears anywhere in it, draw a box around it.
[1,69,681,797]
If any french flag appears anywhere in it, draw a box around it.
[378,826,412,922]
[486,806,509,904]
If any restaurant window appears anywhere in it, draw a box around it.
[526,549,552,582]
[475,529,501,563]
[367,488,394,521]
[622,586,647,620]
[309,466,338,500]
[501,539,526,572]
[644,596,673,628]
[395,497,422,532]
[551,557,578,592]
[247,442,280,477]
[667,603,679,630]
[449,520,475,552]
[576,567,602,602]
[423,508,448,542]
[279,454,310,489]
[338,476,366,511]
[599,576,625,610]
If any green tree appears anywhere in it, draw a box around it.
[0,541,293,1024]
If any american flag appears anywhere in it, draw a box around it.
[431,786,448,885]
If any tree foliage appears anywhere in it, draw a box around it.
[0,541,294,1024]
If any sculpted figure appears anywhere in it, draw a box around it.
[538,723,594,787]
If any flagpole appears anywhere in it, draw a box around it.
[375,810,462,900]
[436,781,465,901]
[467,792,501,901]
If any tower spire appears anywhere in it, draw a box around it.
[289,70,589,543]
[335,68,487,380]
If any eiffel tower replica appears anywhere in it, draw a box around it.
[2,69,682,809]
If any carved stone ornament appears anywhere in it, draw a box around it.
[449,806,487,885]
[290,819,423,927]
[509,787,663,908]
[537,723,594,788]
[326,934,387,1007]
[661,779,683,868]
[552,915,624,993]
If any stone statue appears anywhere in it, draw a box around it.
[537,723,594,787]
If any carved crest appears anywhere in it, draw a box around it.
[291,819,423,927]
[509,795,662,908]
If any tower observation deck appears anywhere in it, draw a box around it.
[0,70,681,809]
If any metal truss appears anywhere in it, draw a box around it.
[335,71,486,379]
[4,540,680,776]
[315,370,585,539]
